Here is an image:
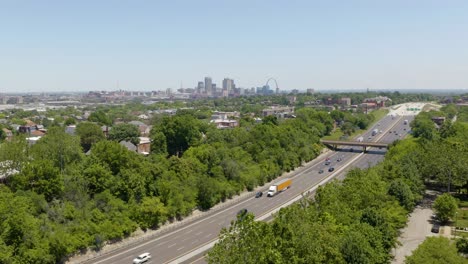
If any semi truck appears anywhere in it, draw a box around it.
[371,129,379,136]
[267,178,292,197]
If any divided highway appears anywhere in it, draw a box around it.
[78,111,416,264]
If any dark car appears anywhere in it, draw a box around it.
[237,208,248,217]
[328,167,335,172]
[318,169,324,174]
[431,224,440,233]
[325,161,331,166]
[337,157,342,162]
[255,191,263,198]
[350,148,354,152]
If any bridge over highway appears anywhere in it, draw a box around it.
[320,139,389,152]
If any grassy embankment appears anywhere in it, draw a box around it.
[323,108,389,140]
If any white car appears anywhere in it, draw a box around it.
[133,253,151,264]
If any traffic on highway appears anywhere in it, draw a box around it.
[80,104,421,264]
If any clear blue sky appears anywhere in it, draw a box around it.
[1,0,467,92]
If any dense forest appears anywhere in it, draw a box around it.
[208,105,468,263]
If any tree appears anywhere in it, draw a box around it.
[151,115,205,156]
[76,122,106,152]
[207,214,284,264]
[262,115,279,126]
[64,117,76,126]
[405,237,466,264]
[134,197,168,229]
[30,126,84,172]
[9,159,63,202]
[88,110,112,126]
[388,179,415,210]
[108,123,140,146]
[433,193,458,223]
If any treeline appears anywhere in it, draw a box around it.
[208,106,468,263]
[0,108,331,263]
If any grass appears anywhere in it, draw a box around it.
[455,209,468,228]
[454,230,468,238]
[323,109,389,140]
[459,200,468,208]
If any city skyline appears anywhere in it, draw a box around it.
[1,1,468,92]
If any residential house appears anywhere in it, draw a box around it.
[119,141,137,152]
[138,137,151,155]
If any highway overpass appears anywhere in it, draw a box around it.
[320,139,389,152]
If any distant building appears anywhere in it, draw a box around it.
[306,88,314,94]
[65,125,76,135]
[204,77,212,96]
[197,82,204,93]
[222,78,234,95]
[262,106,295,118]
[210,119,239,129]
[210,111,240,129]
[363,96,390,108]
[120,141,137,152]
[340,97,351,106]
[137,137,151,155]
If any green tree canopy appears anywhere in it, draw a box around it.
[433,193,458,223]
[76,122,106,152]
[405,237,467,264]
[108,123,140,146]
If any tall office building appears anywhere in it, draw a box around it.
[197,82,204,94]
[204,77,212,95]
[222,78,234,94]
[211,84,217,95]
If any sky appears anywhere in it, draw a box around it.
[1,0,468,93]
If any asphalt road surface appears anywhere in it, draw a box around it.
[77,105,419,264]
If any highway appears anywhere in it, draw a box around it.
[77,104,419,264]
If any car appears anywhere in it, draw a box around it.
[133,253,151,264]
[431,224,440,233]
[337,157,342,162]
[318,169,324,174]
[328,167,335,172]
[325,161,331,166]
[255,191,263,198]
[350,148,354,152]
[237,208,248,217]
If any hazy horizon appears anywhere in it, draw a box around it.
[1,1,468,93]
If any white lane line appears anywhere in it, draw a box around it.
[191,240,199,245]
[168,243,176,248]
[177,247,184,251]
[208,219,215,224]
[204,233,212,239]
[195,231,202,236]
[156,241,168,246]
[185,229,193,234]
